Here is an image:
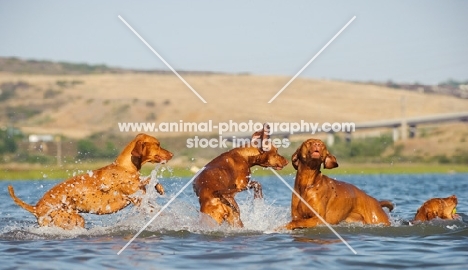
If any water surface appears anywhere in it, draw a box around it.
[1,171,467,269]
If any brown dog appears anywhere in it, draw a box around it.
[285,139,393,230]
[8,133,173,230]
[193,124,288,227]
[413,195,458,222]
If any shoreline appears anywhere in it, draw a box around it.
[1,163,467,181]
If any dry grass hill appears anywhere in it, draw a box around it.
[1,72,467,139]
[0,57,467,169]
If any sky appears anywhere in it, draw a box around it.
[1,0,467,85]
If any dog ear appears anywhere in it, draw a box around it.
[251,123,271,152]
[291,148,300,170]
[131,141,143,158]
[251,131,262,150]
[324,153,338,169]
[262,123,271,138]
[260,123,271,152]
[251,131,262,143]
[449,195,458,204]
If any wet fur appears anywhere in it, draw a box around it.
[413,195,458,222]
[286,139,393,229]
[193,125,288,227]
[8,133,173,230]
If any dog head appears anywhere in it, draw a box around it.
[291,138,338,170]
[435,195,458,220]
[131,134,173,167]
[415,195,458,221]
[250,124,288,170]
[442,195,459,219]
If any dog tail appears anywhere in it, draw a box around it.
[379,200,394,212]
[8,186,37,216]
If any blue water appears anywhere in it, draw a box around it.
[1,170,467,269]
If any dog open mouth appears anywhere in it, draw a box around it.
[150,156,167,164]
[311,151,321,159]
[152,154,172,164]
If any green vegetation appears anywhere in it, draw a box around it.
[0,128,19,154]
[146,112,157,121]
[145,101,156,107]
[2,129,468,166]
[56,79,84,88]
[6,105,43,122]
[0,56,215,75]
[1,163,467,181]
[330,134,393,159]
[0,56,121,75]
[43,89,62,99]
[1,128,468,180]
[76,139,118,160]
[438,79,468,87]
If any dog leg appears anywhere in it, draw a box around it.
[222,202,243,228]
[200,199,230,225]
[215,193,240,214]
[155,183,165,195]
[213,188,241,211]
[44,209,85,229]
[248,180,263,199]
[229,211,244,228]
[125,195,142,206]
[137,176,152,194]
[139,176,164,195]
[285,217,322,230]
[345,213,364,224]
[214,193,244,227]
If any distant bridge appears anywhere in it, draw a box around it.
[352,111,468,142]
[224,111,468,145]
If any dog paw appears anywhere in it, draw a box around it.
[155,183,165,195]
[249,181,263,199]
[254,191,264,200]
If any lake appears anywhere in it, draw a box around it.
[1,169,467,269]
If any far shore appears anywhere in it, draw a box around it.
[1,162,466,181]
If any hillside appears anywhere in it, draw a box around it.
[0,56,217,75]
[1,71,467,139]
[1,58,467,171]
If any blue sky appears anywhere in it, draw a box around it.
[1,1,467,84]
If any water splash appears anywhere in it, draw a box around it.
[135,164,165,216]
[2,170,467,240]
[239,198,289,232]
[111,165,290,234]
